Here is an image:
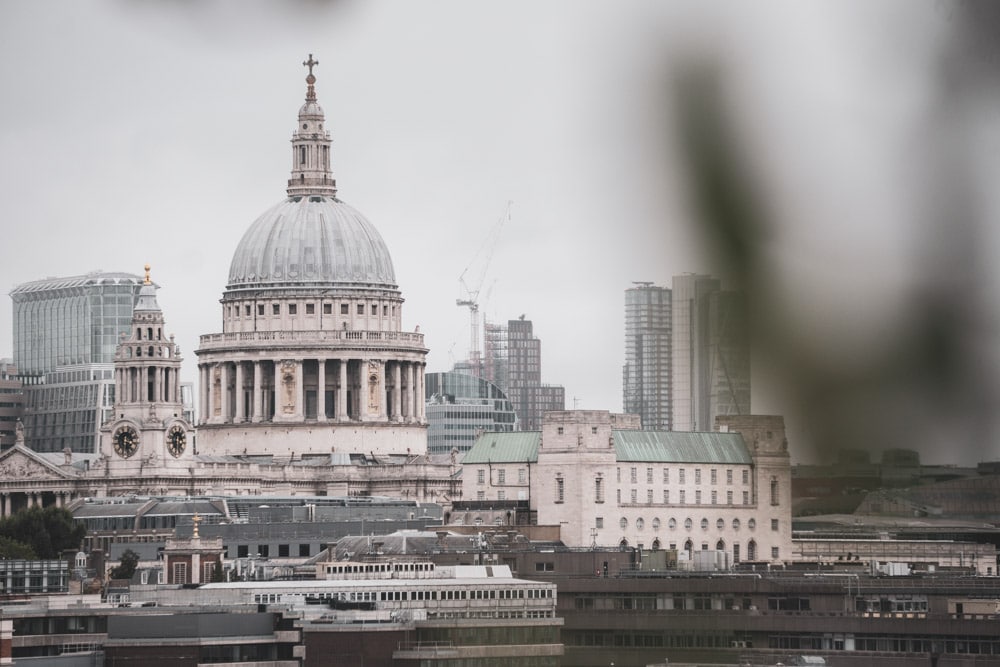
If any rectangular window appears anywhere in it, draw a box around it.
[237,545,249,558]
[680,490,686,504]
[617,468,621,483]
[357,304,364,315]
[595,477,604,503]
[646,468,653,484]
[288,304,297,315]
[323,303,333,315]
[742,470,749,484]
[299,544,310,557]
[477,469,485,484]
[663,489,669,504]
[172,562,188,585]
[477,491,485,501]
[498,490,505,501]
[711,490,717,505]
[630,468,637,484]
[272,304,280,315]
[679,469,686,484]
[592,426,598,434]
[244,305,251,316]
[383,305,388,316]
[695,490,702,504]
[299,146,306,165]
[630,489,637,504]
[371,304,378,315]
[258,304,264,316]
[278,544,289,557]
[498,469,505,485]
[695,469,702,485]
[518,468,526,484]
[557,426,564,435]
[595,517,604,529]
[341,303,349,314]
[306,303,315,315]
[727,469,733,485]
[556,478,565,503]
[710,469,717,485]
[663,468,669,484]
[617,489,621,504]
[771,518,779,531]
[727,490,733,505]
[259,545,269,558]
[647,489,653,504]
[772,547,780,559]
[743,491,749,505]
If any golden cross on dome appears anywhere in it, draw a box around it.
[192,512,202,538]
[303,54,319,76]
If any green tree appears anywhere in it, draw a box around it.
[0,535,36,559]
[109,549,140,581]
[0,506,86,559]
[211,559,225,583]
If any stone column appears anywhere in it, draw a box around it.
[205,364,215,424]
[221,363,232,422]
[338,359,348,421]
[391,362,402,422]
[317,359,327,422]
[295,359,305,419]
[140,367,148,403]
[235,362,245,422]
[252,361,262,423]
[377,360,387,420]
[405,363,415,422]
[2,493,9,517]
[418,364,426,422]
[274,361,282,420]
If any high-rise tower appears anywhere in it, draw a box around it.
[623,282,672,430]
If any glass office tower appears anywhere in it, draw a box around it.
[425,371,516,456]
[10,272,145,452]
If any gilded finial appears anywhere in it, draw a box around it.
[192,512,201,539]
[143,264,151,285]
[303,54,319,102]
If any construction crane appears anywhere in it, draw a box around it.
[457,201,511,371]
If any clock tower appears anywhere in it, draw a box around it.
[101,265,193,480]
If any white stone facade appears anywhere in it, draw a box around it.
[461,411,793,564]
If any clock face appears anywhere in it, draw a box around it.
[113,426,139,458]
[167,425,186,457]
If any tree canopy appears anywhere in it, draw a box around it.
[109,549,139,581]
[0,506,86,559]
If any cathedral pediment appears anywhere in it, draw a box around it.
[0,445,76,481]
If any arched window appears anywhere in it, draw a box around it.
[619,517,628,530]
[668,518,677,530]
[636,518,645,531]
[651,517,661,531]
[619,539,629,550]
[732,518,741,531]
[652,538,661,550]
[716,518,725,530]
[684,518,693,530]
[683,539,693,554]
[700,518,709,530]
[747,539,757,561]
[716,539,725,551]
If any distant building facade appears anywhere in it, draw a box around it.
[671,273,751,431]
[624,275,750,432]
[0,359,24,449]
[425,371,516,456]
[460,411,792,563]
[482,317,564,431]
[623,282,672,430]
[10,272,146,453]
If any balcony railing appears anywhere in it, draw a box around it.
[198,329,425,350]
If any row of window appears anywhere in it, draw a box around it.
[233,543,311,558]
[616,487,751,506]
[228,302,398,318]
[253,587,553,604]
[477,469,527,485]
[599,516,779,533]
[620,466,749,486]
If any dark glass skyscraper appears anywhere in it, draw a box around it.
[623,283,672,430]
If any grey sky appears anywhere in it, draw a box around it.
[1,2,995,463]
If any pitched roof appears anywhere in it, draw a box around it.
[613,430,752,464]
[461,432,540,464]
[461,429,752,465]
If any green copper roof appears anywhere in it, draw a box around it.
[461,432,540,464]
[613,431,752,464]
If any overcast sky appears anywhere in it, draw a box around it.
[1,2,996,463]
